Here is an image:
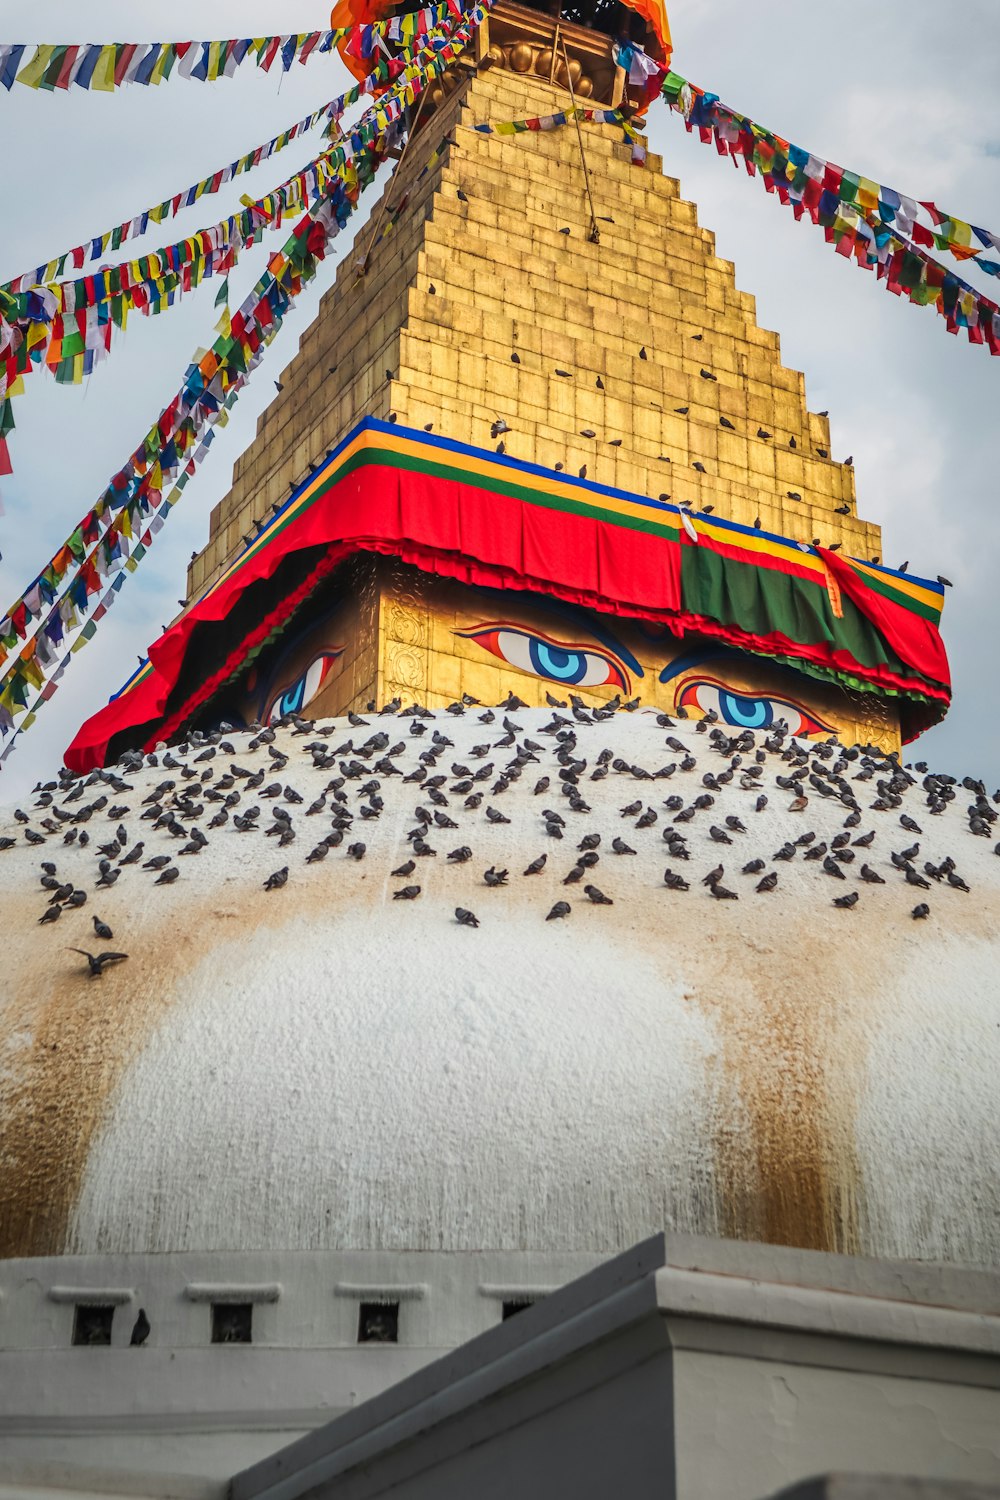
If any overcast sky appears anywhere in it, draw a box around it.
[1,0,997,800]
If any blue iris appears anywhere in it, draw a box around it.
[529,639,589,683]
[277,678,306,716]
[719,690,771,729]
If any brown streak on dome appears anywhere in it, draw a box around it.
[691,920,866,1256]
[0,892,284,1259]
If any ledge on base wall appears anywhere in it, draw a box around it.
[0,1454,225,1500]
[47,1287,135,1306]
[772,1482,1000,1500]
[478,1285,557,1300]
[333,1284,428,1302]
[183,1284,281,1304]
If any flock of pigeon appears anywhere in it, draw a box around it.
[1,689,996,979]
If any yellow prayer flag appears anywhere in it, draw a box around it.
[16,46,53,89]
[151,47,171,85]
[92,45,117,93]
[856,177,880,211]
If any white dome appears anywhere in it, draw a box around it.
[1,707,998,1266]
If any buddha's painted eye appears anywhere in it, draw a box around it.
[674,678,832,738]
[265,650,344,724]
[457,624,630,691]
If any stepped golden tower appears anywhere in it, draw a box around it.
[170,4,900,756]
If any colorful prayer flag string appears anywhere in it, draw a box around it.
[0,0,493,473]
[472,106,631,136]
[660,71,1000,355]
[0,139,393,762]
[1,3,483,298]
[0,0,497,753]
[0,7,455,95]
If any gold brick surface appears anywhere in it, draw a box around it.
[188,62,883,620]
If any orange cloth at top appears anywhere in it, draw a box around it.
[331,0,391,84]
[633,0,671,64]
[330,0,672,83]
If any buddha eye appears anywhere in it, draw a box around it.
[265,650,344,724]
[457,625,630,691]
[674,678,832,738]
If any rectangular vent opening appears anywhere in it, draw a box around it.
[502,1298,535,1321]
[358,1301,399,1343]
[212,1302,253,1344]
[73,1304,114,1346]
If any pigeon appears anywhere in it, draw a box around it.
[584,884,613,905]
[483,866,509,887]
[822,856,846,880]
[393,886,421,900]
[612,838,636,855]
[67,948,129,978]
[755,872,778,893]
[154,866,179,885]
[859,864,885,884]
[455,907,480,928]
[833,892,859,909]
[523,854,547,875]
[447,846,473,863]
[92,916,114,941]
[263,867,288,891]
[708,883,739,900]
[130,1309,151,1347]
[347,843,366,861]
[911,903,930,919]
[742,859,766,876]
[546,901,571,920]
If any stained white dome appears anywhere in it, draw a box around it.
[1,707,998,1266]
